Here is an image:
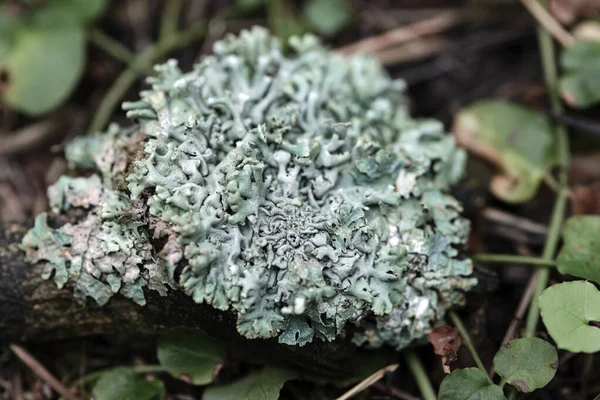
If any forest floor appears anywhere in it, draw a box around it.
[1,0,600,399]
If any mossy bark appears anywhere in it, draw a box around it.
[0,220,359,378]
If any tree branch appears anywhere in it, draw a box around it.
[0,220,359,379]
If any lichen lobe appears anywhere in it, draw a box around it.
[22,27,475,350]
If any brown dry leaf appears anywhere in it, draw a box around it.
[549,0,600,24]
[571,183,600,215]
[568,152,600,215]
[428,325,462,363]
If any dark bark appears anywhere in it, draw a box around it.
[0,221,364,378]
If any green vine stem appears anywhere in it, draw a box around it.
[89,29,136,65]
[88,20,207,134]
[449,311,492,384]
[160,0,184,40]
[404,350,437,400]
[472,254,555,266]
[523,0,570,339]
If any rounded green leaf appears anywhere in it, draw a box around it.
[540,281,600,353]
[92,367,165,400]
[453,100,556,203]
[0,0,107,115]
[556,216,600,284]
[157,327,227,385]
[493,338,557,392]
[54,0,109,22]
[439,368,506,400]
[1,6,85,115]
[203,367,297,400]
[559,40,600,109]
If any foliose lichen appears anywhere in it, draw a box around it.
[21,27,476,349]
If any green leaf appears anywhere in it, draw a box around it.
[438,368,506,400]
[2,23,84,115]
[556,216,600,284]
[92,367,165,400]
[0,0,106,115]
[303,0,352,37]
[157,327,227,385]
[0,14,17,59]
[559,40,600,108]
[453,100,557,203]
[493,338,558,392]
[53,0,109,21]
[539,281,600,353]
[0,5,88,115]
[203,367,297,400]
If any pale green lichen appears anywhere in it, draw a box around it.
[22,27,476,349]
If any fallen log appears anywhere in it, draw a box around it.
[0,219,361,379]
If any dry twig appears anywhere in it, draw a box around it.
[0,119,60,156]
[377,37,445,66]
[519,0,575,46]
[335,364,399,400]
[339,11,463,55]
[10,344,79,400]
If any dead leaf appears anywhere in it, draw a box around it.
[453,100,557,203]
[428,325,462,364]
[568,152,600,215]
[549,0,600,25]
[570,183,600,215]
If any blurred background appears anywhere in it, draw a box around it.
[2,0,600,399]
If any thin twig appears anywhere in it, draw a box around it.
[88,20,207,134]
[339,10,463,55]
[548,110,600,137]
[0,119,60,156]
[10,344,79,400]
[472,253,555,266]
[519,0,575,46]
[448,311,492,384]
[377,37,445,66]
[404,351,437,400]
[334,364,399,400]
[483,208,548,236]
[10,371,23,400]
[89,29,136,65]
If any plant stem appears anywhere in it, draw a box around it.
[404,351,437,400]
[89,29,136,65]
[449,311,492,384]
[472,254,555,266]
[160,0,184,40]
[523,0,570,339]
[88,20,207,134]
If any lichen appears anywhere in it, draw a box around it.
[21,27,476,349]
